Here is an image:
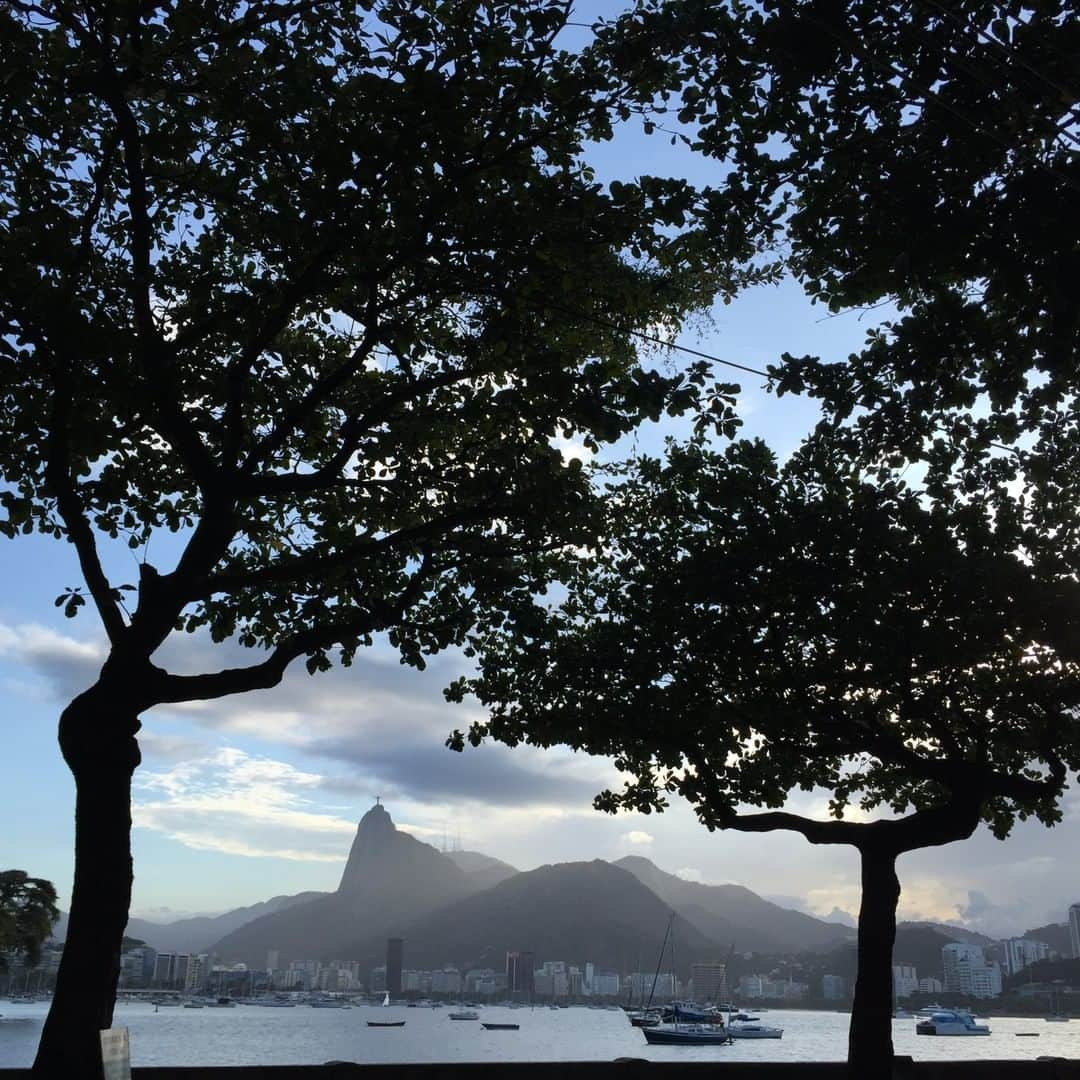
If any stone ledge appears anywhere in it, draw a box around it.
[2,1061,1079,1079]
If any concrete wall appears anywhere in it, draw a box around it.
[4,1060,1080,1079]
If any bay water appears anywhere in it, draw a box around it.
[2,1001,1077,1068]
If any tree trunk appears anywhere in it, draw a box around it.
[34,689,141,1080]
[848,843,901,1078]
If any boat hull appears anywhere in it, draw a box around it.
[643,1025,733,1046]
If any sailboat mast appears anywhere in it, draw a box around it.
[646,915,673,1010]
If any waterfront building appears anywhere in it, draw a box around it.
[591,972,620,996]
[628,971,674,1002]
[266,949,279,972]
[1003,937,1051,976]
[430,967,461,995]
[386,937,404,996]
[152,952,191,988]
[892,963,918,999]
[822,974,846,1001]
[1070,902,1080,959]
[505,951,535,995]
[119,945,156,987]
[691,961,728,1004]
[942,943,1002,998]
[919,976,943,994]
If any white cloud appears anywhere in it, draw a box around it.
[675,867,703,882]
[133,747,356,863]
[621,830,654,847]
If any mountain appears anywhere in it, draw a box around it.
[51,892,327,954]
[211,803,479,966]
[614,856,854,954]
[444,850,518,891]
[1022,922,1072,956]
[897,922,998,949]
[345,859,723,976]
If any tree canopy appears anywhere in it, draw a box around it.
[600,0,1080,547]
[451,435,1080,1070]
[0,3,759,1073]
[0,871,59,972]
[453,436,1080,838]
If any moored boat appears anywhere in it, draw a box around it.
[915,1010,990,1036]
[642,1022,733,1045]
[727,1022,783,1039]
[449,1010,479,1020]
[481,1022,520,1030]
[367,1019,406,1027]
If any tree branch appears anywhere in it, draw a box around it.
[45,378,126,644]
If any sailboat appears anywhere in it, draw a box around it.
[640,915,733,1047]
[367,990,405,1027]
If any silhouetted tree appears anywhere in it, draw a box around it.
[452,436,1080,1076]
[0,3,752,1074]
[0,871,60,973]
[606,0,1080,571]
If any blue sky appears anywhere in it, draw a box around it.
[2,3,1077,940]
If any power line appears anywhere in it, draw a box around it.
[547,300,1023,458]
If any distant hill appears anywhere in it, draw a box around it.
[52,891,327,954]
[897,922,998,950]
[211,803,481,966]
[444,850,518,891]
[614,856,854,954]
[1022,922,1072,956]
[346,859,721,976]
[890,926,966,980]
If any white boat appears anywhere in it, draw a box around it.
[449,1010,479,1020]
[915,1009,990,1036]
[727,1021,783,1039]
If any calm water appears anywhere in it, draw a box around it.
[1,1001,1077,1067]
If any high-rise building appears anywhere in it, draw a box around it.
[822,974,846,1001]
[152,952,191,988]
[386,938,404,996]
[691,962,728,1003]
[1069,903,1080,960]
[1003,938,1050,976]
[942,943,1002,999]
[892,963,918,999]
[504,951,535,995]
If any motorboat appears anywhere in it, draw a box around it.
[727,1021,783,1039]
[367,1019,406,1027]
[642,1022,733,1045]
[915,1010,991,1036]
[628,1010,661,1027]
[481,1022,520,1030]
[449,1010,479,1020]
